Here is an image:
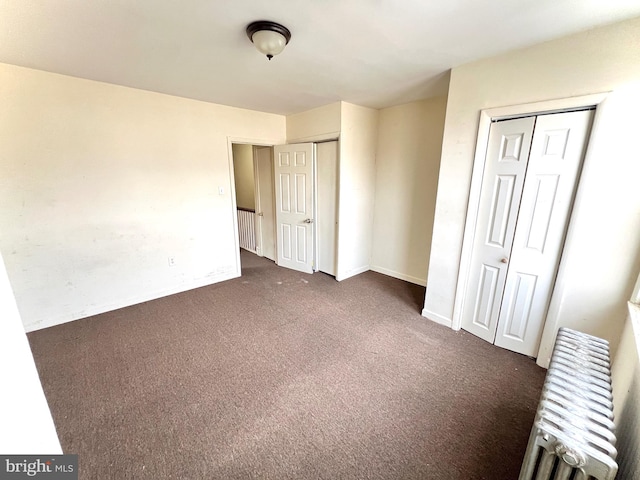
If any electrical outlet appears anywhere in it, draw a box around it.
[168,256,176,267]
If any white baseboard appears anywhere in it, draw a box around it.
[24,270,240,333]
[370,265,426,286]
[336,265,370,282]
[421,308,453,328]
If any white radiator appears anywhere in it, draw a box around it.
[237,208,256,253]
[519,327,618,480]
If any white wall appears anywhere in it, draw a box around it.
[286,102,341,143]
[337,103,379,281]
[424,17,640,361]
[0,63,285,331]
[611,303,640,478]
[371,97,447,285]
[231,144,255,210]
[0,250,62,454]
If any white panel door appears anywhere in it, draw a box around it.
[274,143,314,274]
[495,110,593,355]
[461,117,535,343]
[254,146,276,261]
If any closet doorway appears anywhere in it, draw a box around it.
[461,109,594,356]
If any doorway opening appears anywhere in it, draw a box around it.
[230,143,277,275]
[230,140,339,278]
[453,93,609,360]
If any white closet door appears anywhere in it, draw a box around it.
[461,117,535,343]
[317,141,338,276]
[273,143,314,274]
[495,110,593,356]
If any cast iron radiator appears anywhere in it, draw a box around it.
[519,327,618,480]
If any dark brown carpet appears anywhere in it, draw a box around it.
[28,251,546,479]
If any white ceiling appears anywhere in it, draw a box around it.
[1,1,639,115]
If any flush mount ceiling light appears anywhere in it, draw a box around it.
[246,21,291,60]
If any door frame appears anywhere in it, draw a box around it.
[287,133,340,275]
[451,93,610,362]
[277,138,340,276]
[227,136,277,276]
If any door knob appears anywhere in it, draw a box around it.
[500,257,508,264]
[257,212,264,217]
[303,218,314,224]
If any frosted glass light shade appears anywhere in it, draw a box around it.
[251,30,287,58]
[246,21,291,60]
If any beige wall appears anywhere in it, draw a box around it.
[423,17,640,362]
[286,99,444,284]
[0,250,61,454]
[337,103,379,281]
[0,63,286,331]
[611,303,640,478]
[371,97,447,285]
[232,144,255,210]
[286,102,341,142]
